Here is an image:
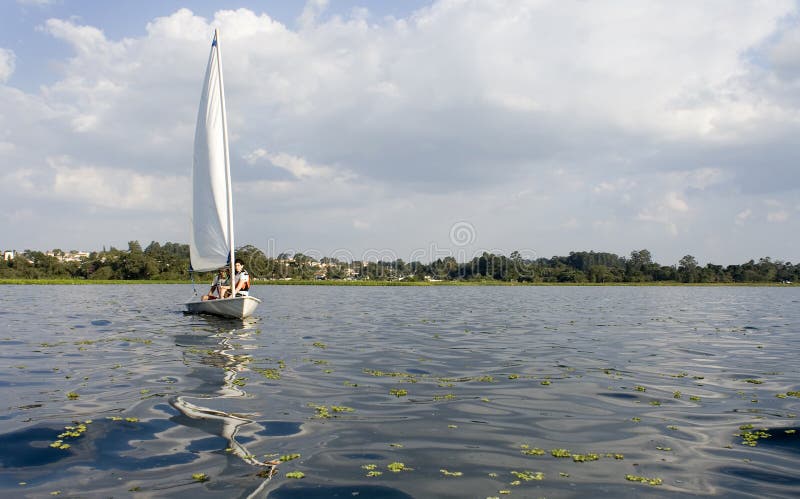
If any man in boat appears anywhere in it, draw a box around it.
[202,268,229,301]
[230,258,251,297]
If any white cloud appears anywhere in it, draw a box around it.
[244,148,343,180]
[735,208,752,225]
[665,192,689,212]
[47,156,186,212]
[0,48,15,83]
[767,210,789,222]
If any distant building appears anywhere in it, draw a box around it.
[3,250,14,261]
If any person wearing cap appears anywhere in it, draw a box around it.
[202,267,229,301]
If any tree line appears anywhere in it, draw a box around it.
[1,243,797,283]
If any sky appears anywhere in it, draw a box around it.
[1,0,799,266]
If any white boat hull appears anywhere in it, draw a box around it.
[185,295,261,319]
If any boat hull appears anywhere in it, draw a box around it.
[185,295,261,319]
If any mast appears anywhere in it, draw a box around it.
[214,29,236,295]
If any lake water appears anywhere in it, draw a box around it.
[1,285,798,498]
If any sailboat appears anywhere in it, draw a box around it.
[185,30,261,319]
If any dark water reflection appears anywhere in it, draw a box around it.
[1,285,799,497]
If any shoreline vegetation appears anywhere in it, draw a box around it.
[1,241,797,285]
[0,278,794,286]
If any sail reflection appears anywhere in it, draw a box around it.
[171,315,279,495]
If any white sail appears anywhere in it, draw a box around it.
[190,32,234,272]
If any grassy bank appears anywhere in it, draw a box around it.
[0,278,793,286]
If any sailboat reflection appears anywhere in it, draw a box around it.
[171,316,279,494]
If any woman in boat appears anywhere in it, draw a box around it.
[202,268,229,301]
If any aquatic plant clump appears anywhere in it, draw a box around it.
[625,474,663,486]
[511,470,544,481]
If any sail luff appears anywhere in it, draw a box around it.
[214,29,237,287]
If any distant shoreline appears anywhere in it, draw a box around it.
[0,278,794,287]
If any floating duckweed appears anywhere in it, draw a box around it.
[551,449,571,458]
[253,368,281,380]
[650,401,662,406]
[331,405,354,413]
[192,473,209,482]
[66,392,79,400]
[120,337,152,345]
[310,404,330,418]
[510,480,521,486]
[125,417,139,423]
[231,377,247,387]
[625,474,662,486]
[448,424,458,429]
[433,394,456,401]
[477,376,495,383]
[634,386,647,392]
[390,389,408,397]
[279,453,301,462]
[632,417,641,423]
[50,491,61,496]
[739,424,754,430]
[673,391,682,398]
[387,462,411,472]
[312,342,327,349]
[560,472,570,477]
[499,490,511,495]
[738,429,771,446]
[571,453,599,462]
[286,471,305,479]
[689,395,701,401]
[389,443,404,448]
[362,464,377,470]
[511,470,544,481]
[366,471,383,477]
[667,425,678,431]
[785,429,796,434]
[656,446,672,451]
[364,368,416,380]
[508,374,519,380]
[520,447,545,456]
[743,379,763,384]
[540,380,551,386]
[440,469,463,477]
[488,472,498,478]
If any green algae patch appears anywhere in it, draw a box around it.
[192,473,209,482]
[520,444,545,456]
[550,448,571,458]
[571,453,599,462]
[625,474,662,486]
[253,368,281,380]
[387,462,412,472]
[286,471,305,479]
[390,388,408,397]
[511,470,544,481]
[308,404,354,418]
[279,453,301,462]
[440,469,463,477]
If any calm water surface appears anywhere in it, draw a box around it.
[1,285,798,498]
